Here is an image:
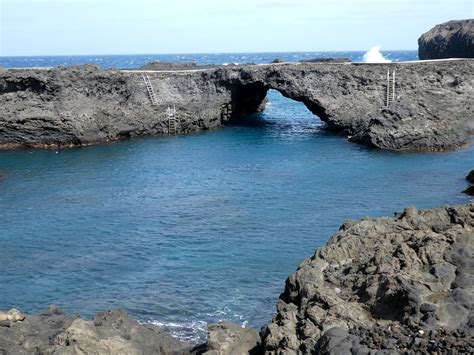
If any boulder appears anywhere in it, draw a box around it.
[418,19,474,59]
[203,322,261,355]
[0,309,25,323]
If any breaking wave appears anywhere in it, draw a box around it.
[363,46,392,63]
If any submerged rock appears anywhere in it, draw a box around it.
[261,204,474,354]
[418,19,474,59]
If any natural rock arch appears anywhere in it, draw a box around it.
[228,80,330,126]
[0,61,473,151]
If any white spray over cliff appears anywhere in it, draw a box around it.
[363,46,392,63]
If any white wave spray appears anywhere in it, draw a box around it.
[363,46,392,63]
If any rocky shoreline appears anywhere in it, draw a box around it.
[1,59,473,152]
[2,203,472,354]
[261,203,474,354]
[0,306,191,354]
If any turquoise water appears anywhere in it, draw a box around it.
[0,52,473,342]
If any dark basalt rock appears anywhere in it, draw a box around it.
[139,61,257,71]
[140,61,203,70]
[418,19,474,59]
[299,57,351,63]
[467,169,474,183]
[464,185,474,196]
[464,170,474,195]
[261,204,474,354]
[0,60,473,151]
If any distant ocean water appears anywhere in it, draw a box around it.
[0,50,418,68]
[1,51,472,344]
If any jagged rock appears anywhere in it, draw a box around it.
[0,60,473,151]
[0,306,190,354]
[203,322,261,355]
[418,19,474,59]
[261,204,474,354]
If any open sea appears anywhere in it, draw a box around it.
[0,52,472,343]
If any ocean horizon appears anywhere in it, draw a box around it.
[0,50,419,69]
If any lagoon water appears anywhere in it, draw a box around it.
[0,52,473,342]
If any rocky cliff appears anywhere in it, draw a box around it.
[419,19,474,60]
[261,204,474,354]
[1,60,473,151]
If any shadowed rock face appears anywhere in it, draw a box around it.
[0,60,473,151]
[261,204,474,354]
[468,170,474,184]
[419,20,474,60]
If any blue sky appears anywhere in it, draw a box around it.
[0,0,473,56]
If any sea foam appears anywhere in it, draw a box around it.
[363,46,391,63]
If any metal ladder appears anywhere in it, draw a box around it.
[167,106,178,135]
[142,73,158,106]
[386,69,396,106]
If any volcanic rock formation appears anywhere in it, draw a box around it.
[1,60,473,151]
[0,305,190,354]
[419,19,474,60]
[261,204,474,354]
